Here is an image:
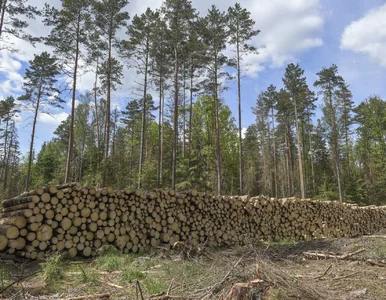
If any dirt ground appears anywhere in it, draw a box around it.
[1,233,386,299]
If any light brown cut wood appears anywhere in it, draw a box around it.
[0,225,19,239]
[0,216,27,229]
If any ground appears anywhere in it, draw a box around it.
[1,234,386,299]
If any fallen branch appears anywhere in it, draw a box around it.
[366,259,386,267]
[136,279,144,300]
[66,294,110,300]
[302,249,365,260]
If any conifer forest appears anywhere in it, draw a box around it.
[0,0,385,206]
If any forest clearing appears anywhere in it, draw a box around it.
[2,235,386,299]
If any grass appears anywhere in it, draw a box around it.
[94,252,126,271]
[121,269,146,283]
[143,277,168,295]
[41,253,64,284]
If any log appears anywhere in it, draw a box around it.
[0,225,19,239]
[0,209,33,218]
[0,216,27,229]
[1,195,39,208]
[36,224,53,242]
[0,235,8,251]
[2,202,34,213]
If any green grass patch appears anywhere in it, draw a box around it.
[121,269,146,283]
[95,252,125,271]
[143,277,167,295]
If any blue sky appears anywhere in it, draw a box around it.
[1,0,386,156]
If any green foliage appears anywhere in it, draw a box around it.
[41,254,64,283]
[143,277,167,295]
[121,269,146,283]
[95,252,125,271]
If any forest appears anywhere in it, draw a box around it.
[0,0,385,206]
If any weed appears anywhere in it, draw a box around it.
[143,277,167,295]
[0,262,11,289]
[78,265,99,284]
[95,252,125,271]
[41,253,64,283]
[121,269,146,283]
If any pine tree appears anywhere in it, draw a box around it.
[261,84,278,197]
[227,2,259,194]
[150,15,172,188]
[199,5,230,195]
[283,63,307,199]
[162,0,197,190]
[0,96,19,192]
[44,0,93,183]
[314,64,345,202]
[122,8,158,189]
[0,0,40,49]
[18,52,63,190]
[92,0,129,185]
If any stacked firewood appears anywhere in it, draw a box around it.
[1,184,386,259]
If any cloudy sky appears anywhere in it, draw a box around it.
[1,0,386,155]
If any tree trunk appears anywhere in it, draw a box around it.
[328,92,342,202]
[182,68,186,158]
[172,46,179,190]
[157,76,163,188]
[93,60,100,175]
[160,91,165,187]
[26,93,41,191]
[214,60,222,195]
[65,19,80,184]
[236,43,243,195]
[189,63,194,158]
[103,34,113,186]
[0,0,6,38]
[293,95,306,199]
[138,47,149,189]
[2,117,9,190]
[271,108,277,198]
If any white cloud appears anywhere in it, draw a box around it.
[341,3,386,67]
[239,0,324,77]
[38,112,69,126]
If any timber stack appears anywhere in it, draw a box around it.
[0,183,386,259]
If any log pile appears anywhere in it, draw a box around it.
[1,184,386,259]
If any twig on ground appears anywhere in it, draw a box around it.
[66,293,110,300]
[136,279,144,300]
[302,248,365,260]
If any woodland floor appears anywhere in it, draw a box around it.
[2,233,386,299]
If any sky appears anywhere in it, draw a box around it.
[1,0,386,156]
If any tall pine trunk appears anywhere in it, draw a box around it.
[26,92,41,191]
[172,46,179,190]
[103,35,113,186]
[65,22,80,183]
[0,0,6,37]
[236,42,243,195]
[271,107,278,198]
[189,63,194,158]
[157,77,163,188]
[2,117,9,190]
[138,48,149,189]
[328,91,343,202]
[214,59,222,195]
[182,69,186,158]
[293,95,306,199]
[93,60,100,174]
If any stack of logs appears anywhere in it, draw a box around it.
[1,183,386,259]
